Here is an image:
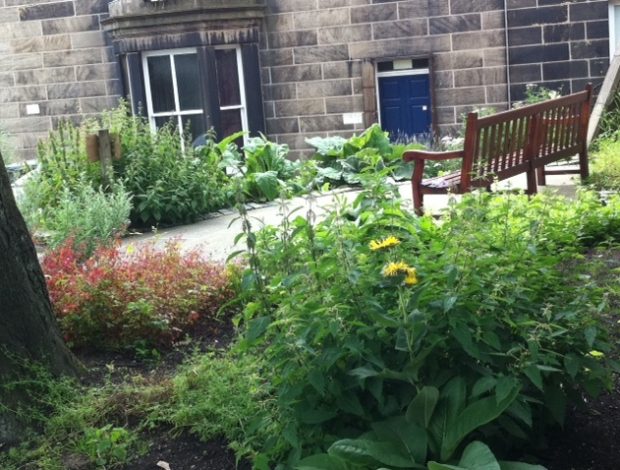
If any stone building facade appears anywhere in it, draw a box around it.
[0,0,613,161]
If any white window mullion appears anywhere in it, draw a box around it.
[142,54,157,133]
[151,110,203,117]
[220,105,243,111]
[235,47,249,142]
[169,55,182,115]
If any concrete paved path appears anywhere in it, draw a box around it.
[125,172,579,261]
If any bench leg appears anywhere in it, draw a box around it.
[579,148,589,181]
[412,182,424,216]
[526,169,537,195]
[537,166,547,186]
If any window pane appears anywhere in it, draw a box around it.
[181,114,206,143]
[154,115,177,131]
[220,108,243,139]
[215,49,241,107]
[175,54,201,111]
[147,56,175,113]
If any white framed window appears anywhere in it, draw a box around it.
[143,48,205,142]
[142,46,249,144]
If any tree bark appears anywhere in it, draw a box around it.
[0,153,78,445]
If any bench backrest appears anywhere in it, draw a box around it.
[460,85,592,188]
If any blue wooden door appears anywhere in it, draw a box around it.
[379,74,431,139]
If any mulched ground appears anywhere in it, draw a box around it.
[127,434,250,470]
[542,381,620,470]
[70,314,247,470]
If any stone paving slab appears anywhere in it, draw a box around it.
[125,172,579,261]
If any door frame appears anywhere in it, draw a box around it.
[375,66,432,137]
[609,1,620,58]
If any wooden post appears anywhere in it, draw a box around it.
[86,134,99,162]
[98,129,113,188]
[111,133,122,160]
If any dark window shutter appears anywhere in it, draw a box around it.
[126,52,146,115]
[241,43,265,136]
[197,46,221,137]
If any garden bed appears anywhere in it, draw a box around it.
[5,186,620,470]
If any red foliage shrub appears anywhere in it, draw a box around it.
[42,239,236,350]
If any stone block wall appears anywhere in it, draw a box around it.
[1,0,614,161]
[0,0,121,161]
[260,0,510,158]
[506,0,609,102]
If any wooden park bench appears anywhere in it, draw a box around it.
[403,84,592,214]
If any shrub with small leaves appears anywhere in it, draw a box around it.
[42,240,236,350]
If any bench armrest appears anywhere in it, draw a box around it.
[403,150,464,162]
[403,150,464,193]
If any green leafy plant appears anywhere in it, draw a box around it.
[514,85,561,109]
[589,138,620,191]
[163,351,284,462]
[233,135,301,201]
[28,181,131,255]
[306,124,423,187]
[112,114,230,226]
[42,239,235,350]
[36,119,104,204]
[74,425,136,469]
[232,180,617,468]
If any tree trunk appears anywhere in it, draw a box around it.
[0,153,78,445]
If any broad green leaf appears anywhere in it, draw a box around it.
[452,326,480,360]
[495,377,518,404]
[471,377,497,399]
[428,378,467,458]
[507,400,532,428]
[307,368,326,395]
[395,327,410,352]
[498,415,528,440]
[407,386,440,427]
[337,393,365,416]
[295,454,347,470]
[444,377,467,422]
[349,366,380,380]
[283,422,299,449]
[536,365,561,373]
[246,316,271,342]
[458,441,500,470]
[428,463,464,470]
[296,454,348,470]
[297,407,336,424]
[443,296,458,313]
[328,438,417,468]
[366,308,400,328]
[499,462,547,470]
[441,384,520,461]
[563,353,580,379]
[584,326,597,348]
[371,416,428,464]
[523,365,543,391]
[253,171,280,200]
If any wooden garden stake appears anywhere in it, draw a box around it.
[98,129,113,188]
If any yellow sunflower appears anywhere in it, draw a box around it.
[404,269,418,286]
[369,236,401,251]
[382,261,411,277]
